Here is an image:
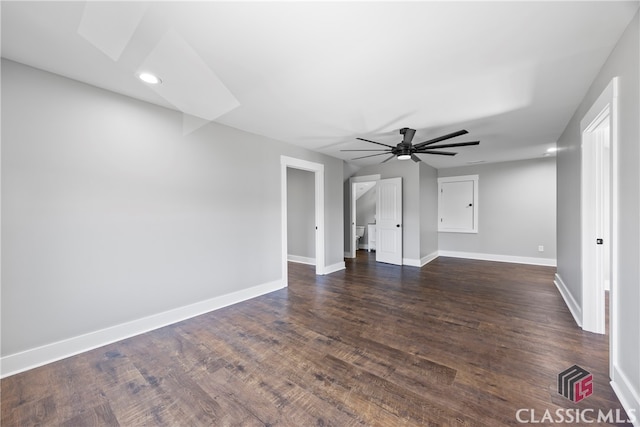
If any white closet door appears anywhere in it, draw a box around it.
[376,177,402,265]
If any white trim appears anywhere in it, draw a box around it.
[554,273,583,327]
[281,156,325,280]
[281,160,288,286]
[287,255,316,265]
[420,251,439,266]
[611,365,640,427]
[403,252,440,267]
[611,77,620,379]
[323,261,346,275]
[0,279,284,378]
[580,77,618,337]
[351,175,381,182]
[438,250,556,267]
[344,251,351,258]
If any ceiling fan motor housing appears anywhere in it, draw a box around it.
[399,127,416,145]
[396,145,412,156]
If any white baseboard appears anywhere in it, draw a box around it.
[402,258,421,267]
[554,273,582,327]
[420,251,439,266]
[344,251,352,258]
[324,261,346,275]
[287,254,316,265]
[403,252,439,267]
[438,250,557,267]
[611,364,640,427]
[0,279,284,378]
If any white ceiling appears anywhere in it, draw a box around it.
[2,1,638,169]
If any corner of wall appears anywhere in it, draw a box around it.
[554,273,582,327]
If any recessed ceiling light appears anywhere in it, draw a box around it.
[138,72,162,84]
[547,147,558,153]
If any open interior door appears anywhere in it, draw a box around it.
[376,177,402,265]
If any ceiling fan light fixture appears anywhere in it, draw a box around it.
[397,145,412,160]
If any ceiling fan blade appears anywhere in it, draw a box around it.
[410,154,422,163]
[356,137,395,148]
[381,155,395,163]
[340,149,391,152]
[413,130,468,149]
[421,141,480,150]
[352,152,395,160]
[415,150,457,156]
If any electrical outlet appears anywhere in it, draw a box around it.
[538,245,544,252]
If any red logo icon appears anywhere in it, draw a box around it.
[558,365,593,402]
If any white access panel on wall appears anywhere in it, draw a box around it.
[438,175,479,233]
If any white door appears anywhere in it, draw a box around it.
[582,118,610,334]
[376,177,402,265]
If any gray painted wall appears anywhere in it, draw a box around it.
[1,59,343,357]
[419,163,439,259]
[439,157,557,260]
[557,12,639,401]
[287,168,315,259]
[354,161,421,262]
[355,185,376,245]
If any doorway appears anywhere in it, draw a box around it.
[281,156,325,285]
[349,174,403,265]
[287,168,315,265]
[349,174,380,258]
[580,77,618,374]
[354,181,377,251]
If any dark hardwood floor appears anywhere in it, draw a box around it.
[2,252,629,426]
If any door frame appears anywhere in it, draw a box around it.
[281,156,325,284]
[580,77,618,372]
[348,174,381,258]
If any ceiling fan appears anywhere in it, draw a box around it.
[342,127,479,163]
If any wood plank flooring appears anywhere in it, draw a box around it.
[2,252,630,426]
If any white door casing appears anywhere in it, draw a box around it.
[376,177,402,265]
[281,156,325,284]
[579,77,618,371]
